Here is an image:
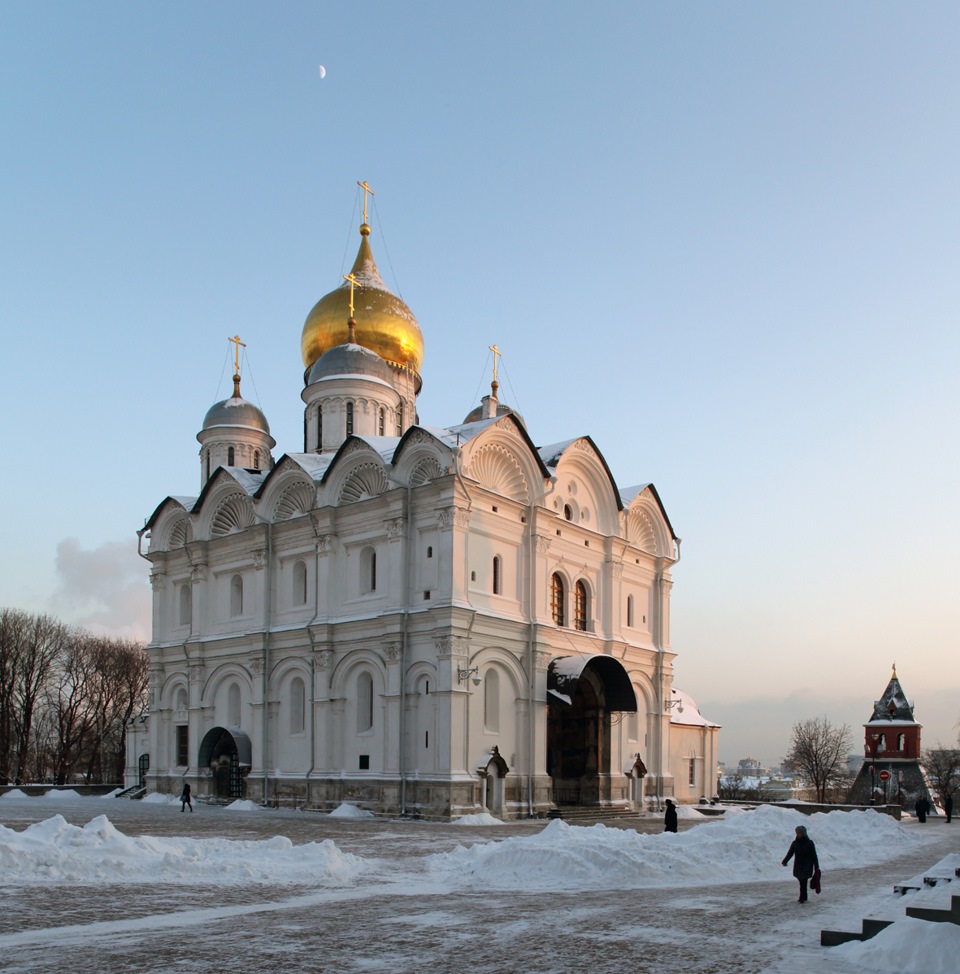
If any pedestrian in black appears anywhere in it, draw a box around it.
[915,796,929,822]
[664,799,678,833]
[782,824,819,903]
[944,794,953,824]
[180,782,193,813]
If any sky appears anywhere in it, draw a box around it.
[1,791,959,973]
[1,2,958,766]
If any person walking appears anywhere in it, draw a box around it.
[664,799,678,833]
[915,796,929,822]
[943,794,953,824]
[180,782,193,813]
[782,824,819,903]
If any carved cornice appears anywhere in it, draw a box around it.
[435,634,470,658]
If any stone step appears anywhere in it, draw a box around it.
[821,918,893,947]
[905,894,960,925]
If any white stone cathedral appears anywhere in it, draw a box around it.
[128,194,719,818]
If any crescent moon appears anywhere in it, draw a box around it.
[319,65,326,79]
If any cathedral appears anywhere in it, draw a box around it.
[128,187,720,819]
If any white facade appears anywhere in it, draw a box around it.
[130,214,719,819]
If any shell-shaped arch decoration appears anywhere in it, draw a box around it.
[210,492,254,538]
[167,516,189,549]
[629,508,658,555]
[410,456,444,487]
[465,444,529,503]
[274,481,315,521]
[339,463,390,505]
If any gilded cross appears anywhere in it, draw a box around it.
[488,343,501,383]
[228,335,246,374]
[357,180,375,224]
[343,273,361,317]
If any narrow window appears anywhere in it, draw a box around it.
[626,595,634,628]
[575,580,588,631]
[492,555,502,595]
[254,450,260,470]
[897,734,905,751]
[550,573,565,626]
[346,401,354,436]
[293,560,308,606]
[230,574,244,617]
[357,672,374,732]
[378,407,385,436]
[878,734,886,751]
[484,669,500,732]
[317,404,323,450]
[205,451,211,481]
[179,584,192,626]
[396,402,404,436]
[175,688,188,713]
[427,546,433,558]
[228,683,241,726]
[361,547,377,593]
[689,758,696,787]
[176,726,189,767]
[290,677,305,734]
[228,447,235,466]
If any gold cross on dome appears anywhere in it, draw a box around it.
[488,343,502,383]
[357,180,375,224]
[343,273,361,317]
[228,335,246,374]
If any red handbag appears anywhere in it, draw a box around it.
[812,868,822,894]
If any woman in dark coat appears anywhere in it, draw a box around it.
[781,824,818,902]
[664,799,678,833]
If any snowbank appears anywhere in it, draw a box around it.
[0,814,364,886]
[454,812,504,826]
[225,799,262,812]
[428,805,924,891]
[328,803,374,819]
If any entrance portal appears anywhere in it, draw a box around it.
[546,656,636,807]
[198,726,251,800]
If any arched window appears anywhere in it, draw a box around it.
[346,401,354,436]
[897,734,905,751]
[360,546,377,593]
[878,734,887,751]
[317,404,323,451]
[357,672,374,732]
[292,560,307,606]
[179,584,192,626]
[205,451,211,481]
[484,668,500,732]
[395,402,403,436]
[626,594,634,628]
[230,574,244,616]
[575,581,588,631]
[492,555,502,595]
[564,504,573,521]
[254,450,260,470]
[550,573,565,626]
[228,447,235,466]
[290,676,305,734]
[175,688,188,713]
[378,407,385,436]
[228,682,241,726]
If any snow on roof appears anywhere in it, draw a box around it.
[537,438,580,469]
[619,484,653,505]
[281,453,338,481]
[221,467,268,494]
[670,688,720,728]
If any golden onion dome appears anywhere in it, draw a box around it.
[301,223,424,381]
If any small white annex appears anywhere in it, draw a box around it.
[129,204,719,818]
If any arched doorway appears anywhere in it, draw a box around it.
[546,656,637,807]
[477,746,509,815]
[198,726,252,800]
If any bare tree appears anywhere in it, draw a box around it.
[922,745,960,806]
[782,717,853,803]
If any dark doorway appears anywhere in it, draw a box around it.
[198,726,251,800]
[137,753,149,789]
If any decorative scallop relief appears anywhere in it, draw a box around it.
[410,456,444,487]
[630,509,658,555]
[210,493,254,537]
[167,517,188,549]
[466,445,529,502]
[274,481,315,520]
[339,463,389,504]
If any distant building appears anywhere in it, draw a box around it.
[846,665,934,809]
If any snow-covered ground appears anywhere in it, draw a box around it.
[1,791,957,973]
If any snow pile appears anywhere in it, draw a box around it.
[41,789,82,800]
[224,799,261,812]
[140,792,178,805]
[454,812,504,826]
[0,814,364,886]
[428,805,922,891]
[834,915,960,972]
[328,803,374,819]
[0,789,28,800]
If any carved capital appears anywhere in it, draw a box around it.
[382,640,402,661]
[385,517,406,539]
[317,533,336,554]
[188,665,205,684]
[252,548,267,569]
[150,572,166,592]
[313,649,333,670]
[610,562,624,579]
[191,564,207,583]
[435,634,470,658]
[534,650,551,672]
[249,655,265,676]
[536,536,552,555]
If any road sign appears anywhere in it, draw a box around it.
[879,770,890,782]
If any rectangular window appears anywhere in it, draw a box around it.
[176,726,189,767]
[359,754,370,770]
[689,759,696,787]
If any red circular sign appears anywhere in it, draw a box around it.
[879,770,890,782]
